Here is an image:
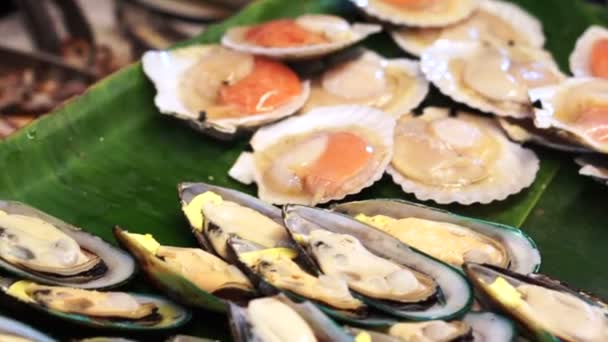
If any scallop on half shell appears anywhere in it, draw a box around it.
[301,50,429,116]
[390,0,544,57]
[221,14,381,60]
[142,45,310,139]
[569,25,608,79]
[229,105,395,205]
[421,40,564,118]
[349,0,479,27]
[531,77,608,154]
[388,107,539,204]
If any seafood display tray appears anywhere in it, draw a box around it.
[0,0,606,340]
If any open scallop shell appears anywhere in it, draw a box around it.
[569,25,608,78]
[530,77,608,154]
[229,105,395,205]
[221,15,381,60]
[497,117,592,153]
[142,45,310,139]
[390,0,544,57]
[421,40,563,118]
[350,0,479,27]
[387,107,539,205]
[301,50,429,116]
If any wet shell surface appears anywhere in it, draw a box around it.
[530,77,608,154]
[0,201,134,289]
[229,105,395,205]
[221,14,381,60]
[390,0,544,57]
[142,45,310,138]
[569,25,608,78]
[421,40,564,118]
[497,117,592,153]
[349,0,479,28]
[388,107,539,205]
[301,50,428,116]
[0,277,191,331]
[113,227,255,313]
[464,263,608,342]
[334,199,541,274]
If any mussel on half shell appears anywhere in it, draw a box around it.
[113,226,256,313]
[0,201,134,289]
[345,311,514,342]
[0,276,190,331]
[464,263,608,342]
[228,294,353,342]
[283,205,474,321]
[333,199,540,273]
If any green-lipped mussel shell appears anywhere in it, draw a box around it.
[332,199,541,273]
[0,201,135,289]
[228,294,354,342]
[0,277,191,331]
[464,263,608,342]
[113,226,256,313]
[283,205,474,321]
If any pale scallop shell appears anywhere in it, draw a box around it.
[221,15,381,60]
[420,40,562,118]
[497,117,591,153]
[142,45,310,137]
[530,77,608,154]
[229,105,395,205]
[569,25,608,77]
[350,0,479,28]
[387,107,540,205]
[301,50,429,116]
[390,0,544,57]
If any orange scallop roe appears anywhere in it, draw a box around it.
[591,39,608,79]
[579,106,608,144]
[299,132,373,197]
[219,57,302,114]
[244,19,328,48]
[382,0,440,9]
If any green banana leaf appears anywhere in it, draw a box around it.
[0,0,606,340]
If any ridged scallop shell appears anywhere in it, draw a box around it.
[142,45,310,138]
[569,26,608,77]
[390,0,544,57]
[229,105,395,205]
[420,40,563,118]
[530,77,608,154]
[387,107,539,205]
[497,117,591,153]
[350,0,479,28]
[301,50,429,116]
[221,15,381,60]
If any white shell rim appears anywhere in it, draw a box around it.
[569,25,608,77]
[231,105,396,205]
[420,40,563,118]
[530,77,608,153]
[221,23,382,60]
[142,46,310,134]
[388,110,540,205]
[349,0,480,28]
[389,0,545,57]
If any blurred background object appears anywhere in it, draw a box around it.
[0,0,251,139]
